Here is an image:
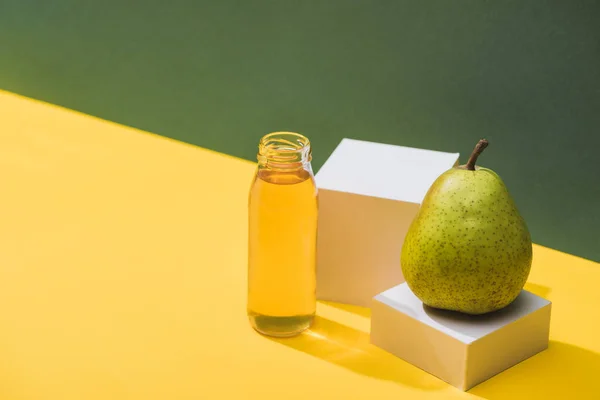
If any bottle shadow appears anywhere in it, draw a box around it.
[268,316,446,391]
[469,341,600,398]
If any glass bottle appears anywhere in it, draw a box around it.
[247,132,318,337]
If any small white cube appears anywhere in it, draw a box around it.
[315,138,459,306]
[370,283,552,391]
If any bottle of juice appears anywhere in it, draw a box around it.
[247,132,318,337]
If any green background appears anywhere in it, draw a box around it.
[1,1,598,261]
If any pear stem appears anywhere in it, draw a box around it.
[465,139,489,171]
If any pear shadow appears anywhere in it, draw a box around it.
[320,301,371,318]
[422,303,514,338]
[469,341,600,398]
[422,302,516,323]
[269,316,445,391]
[321,282,552,319]
[421,289,550,341]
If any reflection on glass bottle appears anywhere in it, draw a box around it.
[247,132,318,337]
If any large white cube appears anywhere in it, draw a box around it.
[315,138,459,306]
[370,283,552,391]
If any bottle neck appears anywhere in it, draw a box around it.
[257,132,312,171]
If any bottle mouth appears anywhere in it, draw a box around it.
[258,132,312,169]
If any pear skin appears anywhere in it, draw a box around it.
[401,140,533,315]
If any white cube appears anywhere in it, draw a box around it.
[315,138,459,306]
[370,283,552,391]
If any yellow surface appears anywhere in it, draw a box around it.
[0,90,598,399]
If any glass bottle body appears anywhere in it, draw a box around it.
[247,132,318,337]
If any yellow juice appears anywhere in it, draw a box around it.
[247,167,318,337]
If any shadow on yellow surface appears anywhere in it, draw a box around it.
[270,316,447,391]
[320,301,371,318]
[523,282,552,299]
[272,314,600,399]
[470,341,600,399]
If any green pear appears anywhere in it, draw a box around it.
[401,139,532,315]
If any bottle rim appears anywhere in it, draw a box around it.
[257,132,312,169]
